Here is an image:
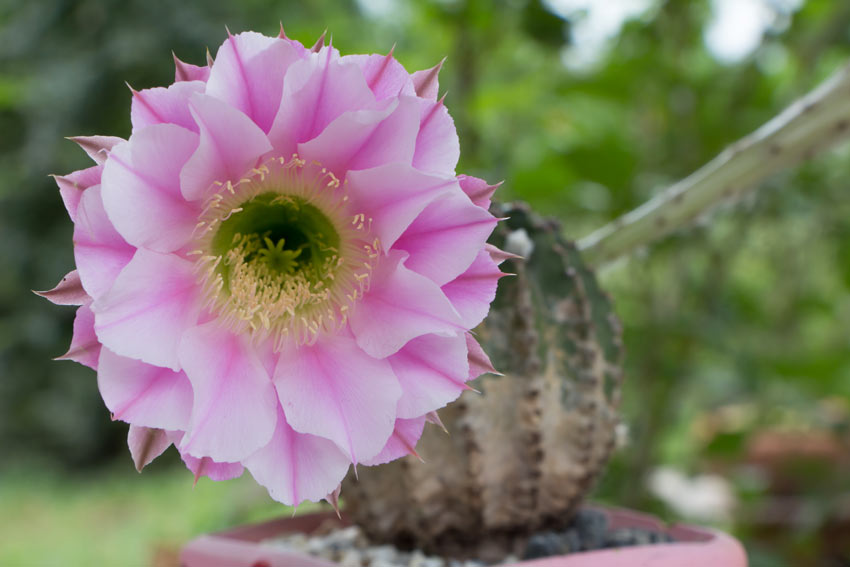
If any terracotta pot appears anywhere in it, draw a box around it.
[180,505,748,567]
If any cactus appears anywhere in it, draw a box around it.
[343,202,624,559]
[579,62,850,266]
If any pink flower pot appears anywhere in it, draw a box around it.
[180,505,748,567]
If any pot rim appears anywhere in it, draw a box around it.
[180,504,748,567]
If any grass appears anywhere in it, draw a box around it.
[0,455,320,567]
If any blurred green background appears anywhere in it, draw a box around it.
[2,0,850,565]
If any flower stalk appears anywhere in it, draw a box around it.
[578,62,850,266]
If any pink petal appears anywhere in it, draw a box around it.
[390,333,469,419]
[341,52,416,100]
[485,243,520,265]
[276,26,310,56]
[56,303,101,369]
[98,347,193,430]
[178,322,277,463]
[324,484,342,516]
[35,270,88,306]
[465,332,498,380]
[411,59,444,100]
[181,454,244,482]
[346,163,457,250]
[361,417,426,466]
[101,125,200,252]
[413,98,459,175]
[173,53,210,83]
[92,248,201,370]
[458,175,500,209]
[267,47,376,157]
[254,337,280,379]
[424,410,447,431]
[73,186,135,300]
[274,333,401,463]
[130,81,206,133]
[349,251,464,358]
[180,93,273,202]
[128,425,174,472]
[309,30,328,53]
[68,135,124,165]
[297,96,419,178]
[394,191,498,286]
[244,406,351,506]
[441,249,505,329]
[53,165,102,222]
[206,31,301,133]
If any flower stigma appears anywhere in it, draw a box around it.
[191,157,380,349]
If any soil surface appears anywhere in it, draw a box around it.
[263,509,676,566]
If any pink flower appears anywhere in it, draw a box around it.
[40,29,504,506]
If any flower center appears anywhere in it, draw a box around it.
[211,193,341,290]
[192,157,379,348]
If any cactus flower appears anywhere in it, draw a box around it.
[40,28,504,506]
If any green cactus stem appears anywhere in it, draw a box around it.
[579,62,850,266]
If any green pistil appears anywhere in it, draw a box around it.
[211,193,341,293]
[257,237,305,275]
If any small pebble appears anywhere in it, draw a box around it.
[561,528,583,552]
[523,532,569,560]
[604,527,672,548]
[572,509,608,551]
[339,548,364,566]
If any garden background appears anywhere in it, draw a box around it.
[1,0,848,565]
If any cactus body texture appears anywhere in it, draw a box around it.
[344,203,624,559]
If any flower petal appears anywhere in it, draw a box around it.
[101,125,200,253]
[35,270,88,306]
[485,243,521,265]
[180,93,273,202]
[130,81,206,133]
[390,333,469,419]
[458,175,500,209]
[274,333,401,463]
[298,96,419,178]
[206,31,301,133]
[394,191,498,286]
[413,98,459,175]
[244,406,351,506]
[342,52,416,100]
[411,60,443,100]
[178,322,278,463]
[466,332,498,379]
[441,249,505,329]
[173,53,210,83]
[128,425,173,472]
[56,303,101,369]
[268,47,376,157]
[361,416,426,466]
[69,135,124,165]
[349,252,464,358]
[346,163,457,250]
[92,248,201,370]
[98,347,193,430]
[181,454,244,482]
[73,186,135,300]
[53,165,102,222]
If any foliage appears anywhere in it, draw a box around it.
[0,459,306,566]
